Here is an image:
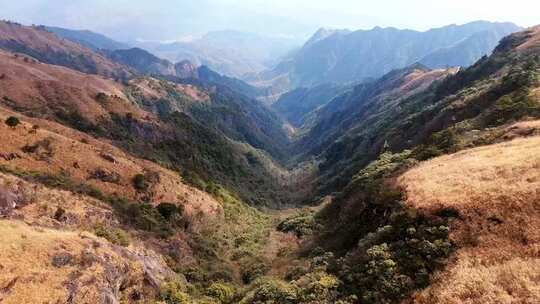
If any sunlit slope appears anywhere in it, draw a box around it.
[399,134,540,303]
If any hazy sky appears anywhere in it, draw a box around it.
[0,0,538,41]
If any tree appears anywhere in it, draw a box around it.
[5,116,20,128]
[132,174,148,191]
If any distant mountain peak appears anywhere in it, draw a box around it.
[305,27,350,47]
[174,60,199,78]
[254,20,522,90]
[43,25,130,51]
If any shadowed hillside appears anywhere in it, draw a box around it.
[0,21,133,80]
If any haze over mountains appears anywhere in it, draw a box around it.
[250,21,521,93]
[0,12,539,304]
[138,30,301,78]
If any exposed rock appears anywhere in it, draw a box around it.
[99,152,117,163]
[0,186,17,217]
[102,291,120,304]
[54,207,67,222]
[122,247,179,289]
[90,169,121,184]
[52,252,74,267]
[0,152,20,161]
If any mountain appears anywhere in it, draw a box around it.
[95,45,272,100]
[174,60,199,78]
[272,83,350,128]
[1,16,540,304]
[253,21,521,92]
[102,47,177,76]
[0,42,290,207]
[0,21,133,80]
[44,25,130,50]
[140,30,300,78]
[290,25,540,304]
[294,63,458,190]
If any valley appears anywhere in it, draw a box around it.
[0,17,539,304]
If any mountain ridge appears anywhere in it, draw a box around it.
[0,16,539,304]
[250,21,521,94]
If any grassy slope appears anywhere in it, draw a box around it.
[279,26,540,304]
[0,47,291,207]
[399,133,540,303]
[297,26,540,201]
[0,21,132,80]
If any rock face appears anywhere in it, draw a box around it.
[174,60,199,79]
[0,185,17,217]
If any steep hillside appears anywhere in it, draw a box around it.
[399,134,540,303]
[103,47,177,76]
[0,107,220,217]
[44,25,130,51]
[0,21,133,80]
[252,21,520,91]
[277,25,540,304]
[295,65,457,193]
[143,30,299,78]
[0,124,281,303]
[126,76,290,161]
[297,25,540,197]
[0,47,291,207]
[272,83,351,128]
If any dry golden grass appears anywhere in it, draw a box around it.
[129,77,210,103]
[399,136,540,304]
[399,136,540,212]
[0,21,132,78]
[0,49,146,122]
[517,25,540,52]
[400,68,459,94]
[0,107,221,221]
[0,171,116,230]
[0,220,150,304]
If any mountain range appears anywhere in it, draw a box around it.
[0,17,539,304]
[248,21,521,93]
[136,30,301,79]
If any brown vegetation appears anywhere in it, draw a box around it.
[0,21,133,79]
[0,220,175,303]
[0,106,221,220]
[399,135,540,303]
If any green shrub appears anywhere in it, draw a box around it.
[485,94,540,126]
[132,173,148,191]
[95,92,108,103]
[108,198,173,237]
[240,277,298,304]
[296,271,341,303]
[160,280,191,304]
[337,208,452,304]
[277,212,318,238]
[205,282,236,304]
[94,223,131,247]
[5,116,20,128]
[157,203,183,221]
[182,170,207,191]
[241,260,270,284]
